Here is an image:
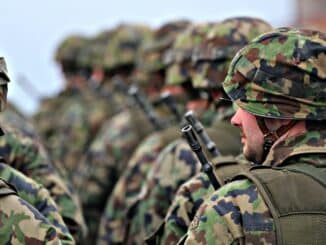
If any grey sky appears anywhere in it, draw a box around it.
[0,0,296,115]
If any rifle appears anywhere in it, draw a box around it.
[128,85,165,131]
[160,91,183,123]
[181,124,220,190]
[184,110,221,158]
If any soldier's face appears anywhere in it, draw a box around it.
[231,108,264,163]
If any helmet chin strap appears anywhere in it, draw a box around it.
[256,117,297,161]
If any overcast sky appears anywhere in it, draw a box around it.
[0,0,296,115]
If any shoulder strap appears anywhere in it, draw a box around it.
[0,178,17,197]
[237,164,326,245]
[213,156,251,186]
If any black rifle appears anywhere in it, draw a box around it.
[160,91,183,123]
[128,85,165,131]
[184,110,221,158]
[181,125,220,190]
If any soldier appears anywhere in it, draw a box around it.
[34,33,116,177]
[121,20,239,244]
[184,28,326,244]
[97,20,191,245]
[0,118,87,241]
[0,57,74,244]
[151,17,273,244]
[73,24,155,242]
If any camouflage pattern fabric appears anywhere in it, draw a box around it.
[165,23,213,85]
[0,117,87,242]
[0,162,75,243]
[125,139,200,244]
[103,24,153,70]
[223,28,326,120]
[73,106,155,242]
[191,17,272,89]
[96,21,193,244]
[55,35,88,65]
[138,20,190,73]
[97,126,179,244]
[184,128,326,244]
[124,117,241,244]
[184,27,326,245]
[0,177,73,244]
[34,85,115,176]
[153,155,249,244]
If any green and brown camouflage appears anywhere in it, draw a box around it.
[191,17,273,89]
[185,126,326,244]
[55,35,88,66]
[0,58,75,243]
[184,27,326,245]
[153,155,250,244]
[0,119,87,242]
[96,21,197,243]
[164,23,213,85]
[76,30,115,72]
[0,162,75,243]
[34,79,116,175]
[137,20,191,74]
[0,177,73,244]
[124,119,241,244]
[0,57,10,112]
[97,126,180,244]
[73,106,156,242]
[103,24,153,71]
[223,28,326,120]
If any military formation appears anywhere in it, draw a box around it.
[0,16,324,244]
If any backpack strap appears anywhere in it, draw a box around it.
[213,155,251,186]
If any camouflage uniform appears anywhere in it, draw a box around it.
[121,21,247,244]
[151,17,273,244]
[72,24,155,241]
[0,117,87,241]
[0,177,73,244]
[184,28,326,244]
[0,57,74,243]
[155,155,249,244]
[96,21,191,244]
[0,162,75,243]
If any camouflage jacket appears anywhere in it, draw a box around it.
[34,86,115,176]
[154,155,249,245]
[73,106,155,242]
[125,139,201,244]
[0,177,73,244]
[0,115,87,241]
[184,128,326,244]
[97,126,179,244]
[123,116,241,244]
[0,162,75,243]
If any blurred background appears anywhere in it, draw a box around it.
[0,0,325,115]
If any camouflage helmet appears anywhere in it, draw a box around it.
[223,28,326,120]
[76,30,114,70]
[103,24,153,70]
[54,35,88,66]
[191,17,273,89]
[165,23,213,85]
[0,57,10,112]
[137,20,191,73]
